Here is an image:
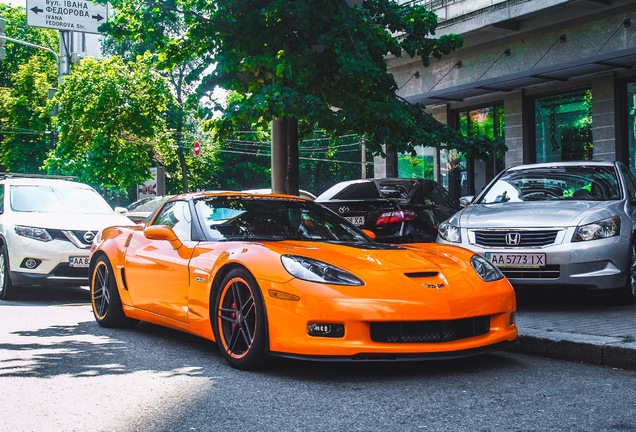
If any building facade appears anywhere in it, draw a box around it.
[381,0,636,200]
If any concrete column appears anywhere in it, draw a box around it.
[503,90,525,168]
[591,73,617,161]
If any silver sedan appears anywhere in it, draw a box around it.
[437,161,636,304]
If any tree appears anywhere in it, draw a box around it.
[44,56,174,197]
[100,1,499,195]
[0,55,57,173]
[0,4,58,88]
[101,13,213,193]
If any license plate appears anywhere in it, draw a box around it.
[345,216,365,226]
[485,252,546,268]
[69,256,90,268]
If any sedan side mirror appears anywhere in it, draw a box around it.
[459,196,474,208]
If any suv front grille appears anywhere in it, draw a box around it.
[474,230,559,247]
[48,229,96,248]
[370,317,490,343]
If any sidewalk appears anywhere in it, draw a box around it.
[513,290,636,371]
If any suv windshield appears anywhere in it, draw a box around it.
[11,185,114,214]
[478,165,621,204]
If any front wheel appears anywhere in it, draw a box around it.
[213,268,269,370]
[91,256,138,327]
[0,244,19,300]
[618,242,636,305]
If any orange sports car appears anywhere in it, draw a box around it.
[89,192,517,370]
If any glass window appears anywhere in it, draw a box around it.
[535,90,593,163]
[398,146,435,179]
[153,200,192,241]
[10,185,113,214]
[477,165,620,204]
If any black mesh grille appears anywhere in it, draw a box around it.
[370,316,490,343]
[501,265,560,279]
[51,263,90,278]
[474,230,559,247]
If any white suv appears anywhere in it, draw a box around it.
[0,175,134,300]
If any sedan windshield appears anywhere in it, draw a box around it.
[194,196,369,242]
[478,165,621,204]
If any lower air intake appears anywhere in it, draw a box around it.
[370,316,490,343]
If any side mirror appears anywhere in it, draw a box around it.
[459,196,474,208]
[362,229,376,240]
[114,206,128,216]
[144,225,183,249]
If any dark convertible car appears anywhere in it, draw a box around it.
[316,178,460,243]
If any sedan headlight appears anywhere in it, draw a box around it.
[471,254,504,282]
[281,255,364,286]
[15,226,53,242]
[438,222,461,243]
[573,216,621,242]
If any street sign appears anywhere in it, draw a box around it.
[26,0,108,34]
[194,141,201,156]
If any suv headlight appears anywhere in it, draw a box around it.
[438,222,461,243]
[573,216,620,242]
[15,226,53,242]
[281,255,363,285]
[471,254,504,282]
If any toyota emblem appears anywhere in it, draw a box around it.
[83,231,96,243]
[338,206,350,214]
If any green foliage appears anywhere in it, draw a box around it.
[0,56,57,173]
[100,1,501,164]
[44,56,174,192]
[0,4,58,88]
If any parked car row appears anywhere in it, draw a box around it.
[5,160,633,371]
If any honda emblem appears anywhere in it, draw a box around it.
[505,232,521,246]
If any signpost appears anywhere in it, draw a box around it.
[194,141,201,156]
[26,0,108,34]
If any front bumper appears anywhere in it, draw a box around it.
[438,233,631,290]
[6,235,90,287]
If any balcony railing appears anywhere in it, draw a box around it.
[399,0,512,22]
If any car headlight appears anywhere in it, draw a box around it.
[471,254,504,282]
[438,222,461,243]
[15,226,53,242]
[573,216,621,242]
[281,255,364,286]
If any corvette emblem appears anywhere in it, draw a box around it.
[338,206,350,214]
[423,283,445,289]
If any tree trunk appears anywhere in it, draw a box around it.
[176,108,189,193]
[286,118,300,196]
[271,117,300,196]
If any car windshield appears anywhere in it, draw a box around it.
[194,196,369,242]
[477,165,621,204]
[127,196,171,212]
[11,185,115,214]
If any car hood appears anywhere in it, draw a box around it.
[452,201,610,228]
[267,240,470,274]
[11,211,134,230]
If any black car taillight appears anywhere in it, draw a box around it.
[376,210,416,226]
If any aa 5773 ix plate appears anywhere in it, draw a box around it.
[485,252,546,268]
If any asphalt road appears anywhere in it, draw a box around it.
[1,286,635,432]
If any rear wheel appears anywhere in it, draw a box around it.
[91,256,138,327]
[618,242,636,305]
[213,268,269,370]
[0,244,19,300]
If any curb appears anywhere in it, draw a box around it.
[518,329,636,371]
